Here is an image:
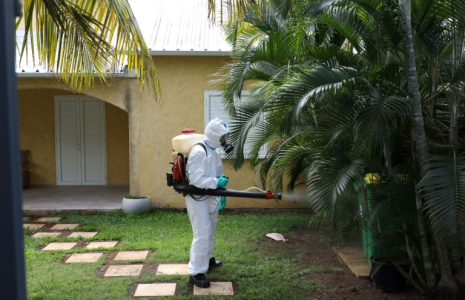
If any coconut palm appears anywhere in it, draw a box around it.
[218,0,465,296]
[17,0,159,98]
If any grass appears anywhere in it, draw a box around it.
[24,209,337,299]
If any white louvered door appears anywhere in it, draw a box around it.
[55,98,82,185]
[55,96,106,185]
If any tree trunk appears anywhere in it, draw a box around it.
[398,0,437,289]
[436,242,459,294]
[450,22,463,145]
[403,220,427,288]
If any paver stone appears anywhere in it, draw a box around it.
[193,282,234,296]
[42,242,77,251]
[36,217,62,222]
[51,224,80,230]
[104,265,143,277]
[114,251,148,261]
[33,232,61,238]
[66,253,103,263]
[68,232,98,238]
[134,283,176,297]
[23,223,45,229]
[156,264,188,275]
[86,241,118,249]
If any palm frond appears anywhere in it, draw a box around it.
[18,0,160,98]
[418,154,465,251]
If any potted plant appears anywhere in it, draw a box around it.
[122,194,152,215]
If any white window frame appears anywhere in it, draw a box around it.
[204,90,268,159]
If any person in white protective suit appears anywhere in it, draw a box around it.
[185,118,231,288]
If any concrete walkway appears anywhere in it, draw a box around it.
[22,186,128,214]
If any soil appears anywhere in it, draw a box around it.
[258,226,427,300]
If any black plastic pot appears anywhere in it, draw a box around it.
[370,257,407,293]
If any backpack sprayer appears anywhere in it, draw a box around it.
[166,128,281,200]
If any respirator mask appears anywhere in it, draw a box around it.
[220,134,234,154]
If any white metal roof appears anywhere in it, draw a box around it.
[16,0,230,76]
[129,0,231,55]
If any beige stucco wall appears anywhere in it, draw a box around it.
[105,103,130,184]
[17,88,129,185]
[18,89,63,184]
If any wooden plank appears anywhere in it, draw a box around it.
[333,247,371,279]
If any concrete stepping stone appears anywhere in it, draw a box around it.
[68,232,98,238]
[42,242,77,251]
[193,282,234,296]
[51,223,80,230]
[134,283,176,297]
[114,251,148,261]
[36,217,62,222]
[32,232,61,238]
[104,265,143,277]
[155,264,188,275]
[86,241,118,249]
[23,223,45,229]
[65,253,103,263]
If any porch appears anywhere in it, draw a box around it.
[22,186,128,214]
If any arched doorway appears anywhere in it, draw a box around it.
[18,88,130,211]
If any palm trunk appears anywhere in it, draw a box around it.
[450,23,463,146]
[436,242,459,293]
[414,191,437,289]
[403,220,426,288]
[449,14,465,287]
[398,0,438,289]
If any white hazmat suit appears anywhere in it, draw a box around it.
[185,118,230,276]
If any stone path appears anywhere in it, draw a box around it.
[66,253,103,263]
[114,250,148,260]
[24,216,235,297]
[134,283,177,297]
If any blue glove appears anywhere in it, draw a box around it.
[217,175,229,188]
[219,196,226,211]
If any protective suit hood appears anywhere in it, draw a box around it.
[204,118,230,149]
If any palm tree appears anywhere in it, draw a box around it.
[218,0,465,297]
[17,0,160,98]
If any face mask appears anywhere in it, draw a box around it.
[220,135,235,154]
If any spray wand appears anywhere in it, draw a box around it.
[167,128,281,200]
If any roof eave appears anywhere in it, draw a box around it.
[150,50,231,56]
[16,72,136,78]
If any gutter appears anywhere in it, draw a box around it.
[149,50,231,56]
[16,72,136,78]
[16,50,232,77]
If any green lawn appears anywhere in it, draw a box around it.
[24,210,330,299]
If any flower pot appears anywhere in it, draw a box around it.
[122,196,152,215]
[370,257,407,293]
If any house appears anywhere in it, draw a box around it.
[16,0,306,210]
